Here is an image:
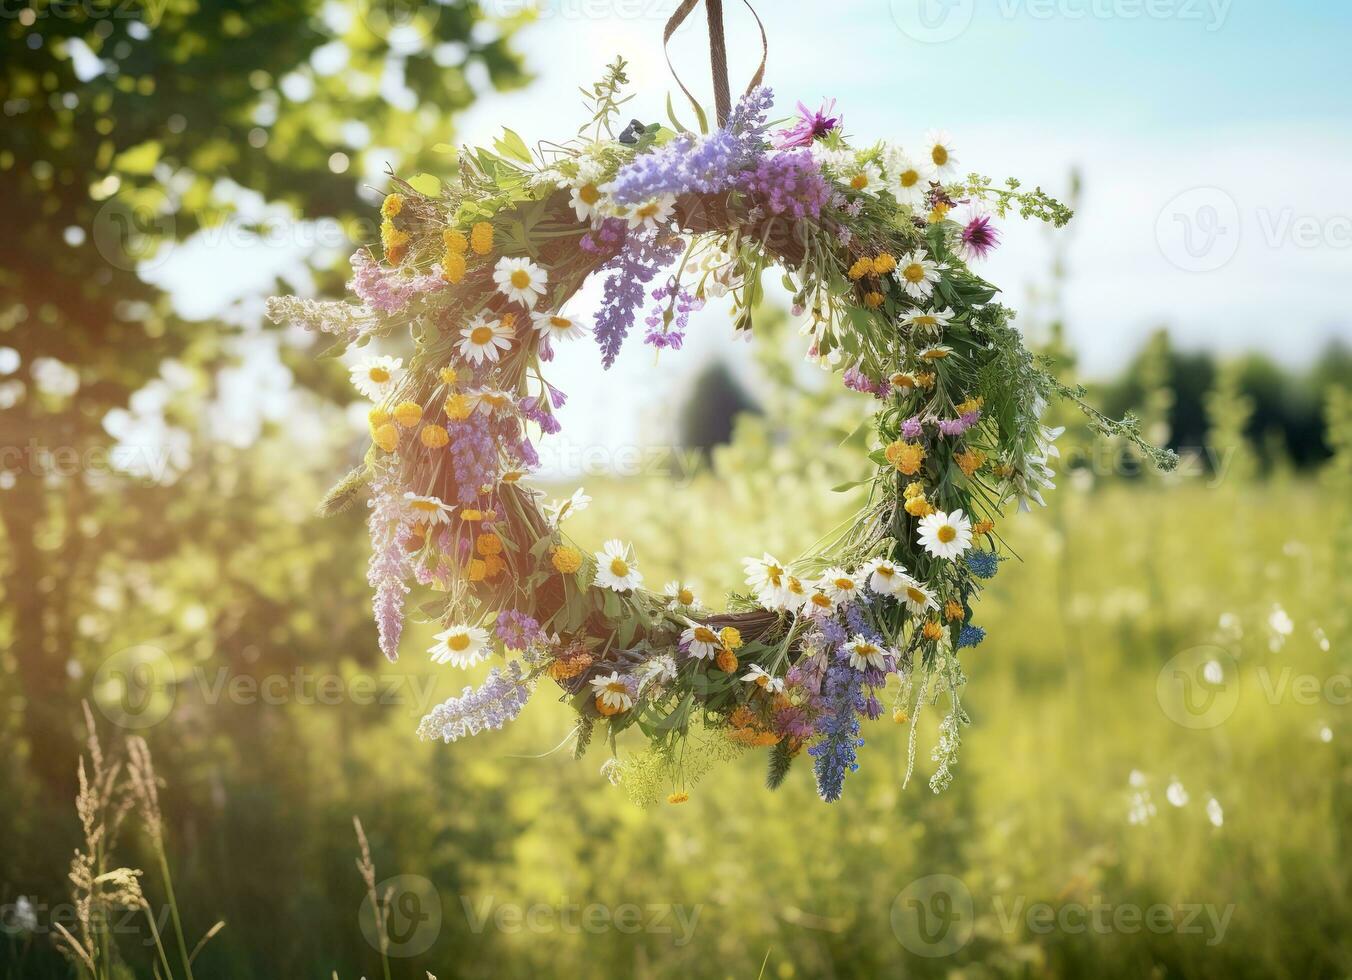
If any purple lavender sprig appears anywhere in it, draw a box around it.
[607,87,774,205]
[593,229,681,368]
[808,660,865,803]
[416,662,531,743]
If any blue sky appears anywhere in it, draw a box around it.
[154,0,1352,472]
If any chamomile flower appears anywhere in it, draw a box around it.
[349,355,404,400]
[568,171,606,222]
[590,671,635,712]
[467,388,515,415]
[884,148,927,206]
[428,625,490,668]
[743,664,785,693]
[457,314,514,365]
[917,509,974,560]
[493,257,548,309]
[843,161,884,196]
[900,307,955,335]
[923,129,960,180]
[863,557,905,595]
[681,621,723,661]
[899,576,939,616]
[545,488,590,527]
[894,249,943,301]
[593,538,643,592]
[805,588,839,615]
[820,567,861,605]
[665,581,701,612]
[625,193,676,231]
[743,553,791,598]
[846,636,887,672]
[403,492,452,526]
[640,654,678,689]
[918,344,955,361]
[531,309,589,343]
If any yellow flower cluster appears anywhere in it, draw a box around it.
[955,448,986,477]
[921,620,944,641]
[470,221,493,255]
[903,480,935,517]
[551,545,583,574]
[885,440,926,475]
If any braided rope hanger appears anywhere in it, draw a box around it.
[664,0,768,128]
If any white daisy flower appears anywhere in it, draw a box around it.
[898,576,939,616]
[742,664,785,693]
[428,625,490,668]
[593,538,643,592]
[531,309,589,343]
[768,574,811,612]
[640,654,678,689]
[805,589,839,615]
[625,193,676,231]
[917,509,974,560]
[493,256,548,309]
[467,388,515,415]
[899,307,955,335]
[545,488,590,527]
[924,129,960,180]
[590,671,635,712]
[403,492,452,526]
[819,567,861,606]
[457,314,514,365]
[681,621,723,661]
[884,148,927,206]
[664,581,701,611]
[845,636,887,672]
[743,553,791,598]
[863,557,906,596]
[349,355,404,401]
[843,161,884,196]
[568,177,606,222]
[919,344,955,361]
[894,249,943,301]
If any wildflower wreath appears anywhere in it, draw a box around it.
[269,43,1174,804]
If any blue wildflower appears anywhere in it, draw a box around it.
[965,550,999,579]
[958,625,986,649]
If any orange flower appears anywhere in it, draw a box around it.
[885,440,926,476]
[667,792,689,804]
[551,546,582,575]
[921,620,944,641]
[442,250,467,285]
[955,449,985,477]
[863,291,884,309]
[872,252,897,275]
[945,599,965,622]
[442,228,468,254]
[848,257,873,281]
[972,519,995,536]
[476,533,503,556]
[467,559,487,582]
[470,221,493,255]
[715,647,738,673]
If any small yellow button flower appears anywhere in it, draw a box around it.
[551,545,583,575]
[420,425,450,449]
[372,423,399,453]
[393,401,423,428]
[470,221,493,255]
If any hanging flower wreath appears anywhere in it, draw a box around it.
[268,58,1174,804]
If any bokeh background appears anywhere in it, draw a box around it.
[2,0,1351,977]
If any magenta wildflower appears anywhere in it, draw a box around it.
[775,99,841,149]
[959,214,1001,261]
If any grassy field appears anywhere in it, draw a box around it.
[6,448,1350,979]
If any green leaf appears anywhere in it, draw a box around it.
[664,93,690,134]
[494,127,532,163]
[407,173,442,197]
[830,479,868,494]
